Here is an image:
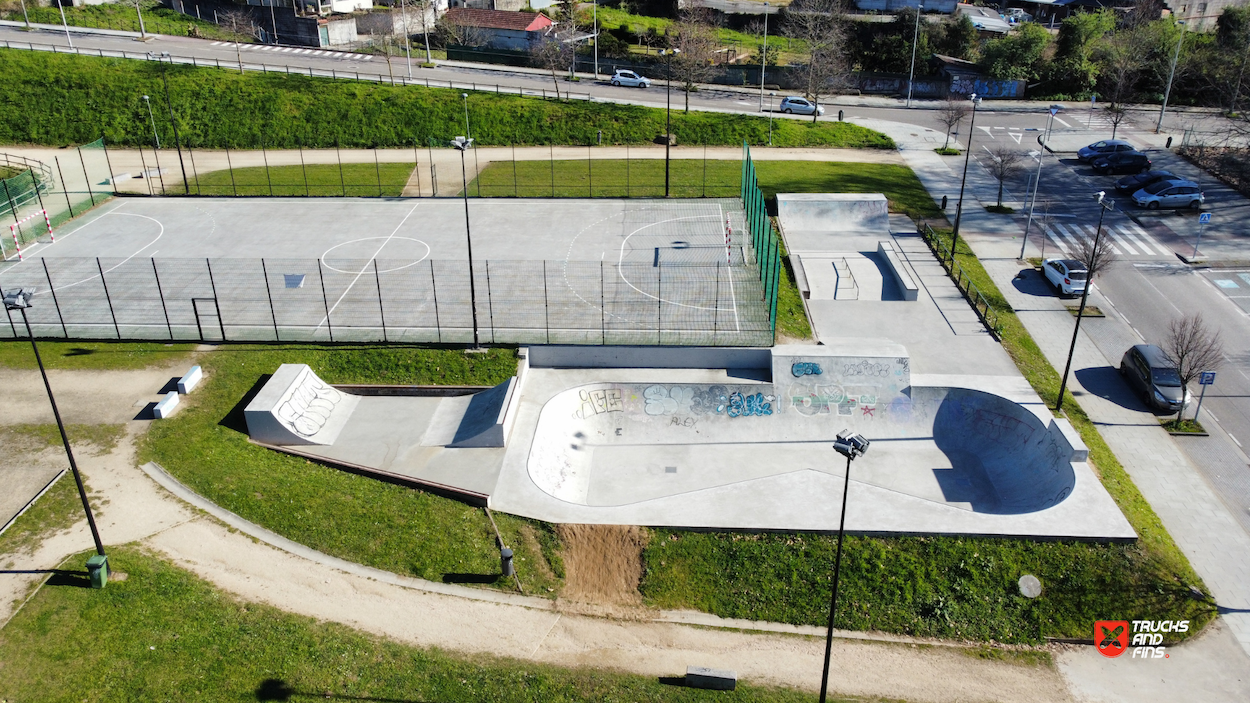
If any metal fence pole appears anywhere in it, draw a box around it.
[101,142,118,196]
[656,262,662,345]
[317,258,334,342]
[626,144,630,197]
[543,259,550,344]
[600,260,606,345]
[587,143,592,197]
[714,261,720,340]
[485,260,495,343]
[550,144,555,197]
[77,147,97,206]
[42,259,67,338]
[262,140,274,196]
[429,260,441,343]
[512,141,518,197]
[374,149,382,197]
[96,257,121,339]
[225,147,237,196]
[336,141,346,197]
[299,142,309,197]
[186,148,202,194]
[205,258,225,340]
[54,156,75,217]
[261,258,279,341]
[136,147,154,196]
[374,259,387,342]
[151,258,172,340]
[2,180,20,228]
[413,139,421,196]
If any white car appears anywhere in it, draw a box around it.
[1042,258,1088,297]
[779,96,825,116]
[610,70,650,88]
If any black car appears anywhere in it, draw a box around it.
[1115,170,1175,194]
[1120,344,1187,413]
[1091,151,1151,175]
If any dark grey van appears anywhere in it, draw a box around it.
[1119,344,1187,412]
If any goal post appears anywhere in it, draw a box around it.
[3,209,53,262]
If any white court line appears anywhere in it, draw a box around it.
[315,203,421,333]
[717,202,740,332]
[617,215,725,311]
[39,212,164,294]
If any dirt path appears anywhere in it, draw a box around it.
[0,362,1073,702]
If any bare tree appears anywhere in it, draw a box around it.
[986,145,1024,208]
[670,9,719,112]
[1104,103,1130,139]
[1164,313,1225,420]
[784,0,851,122]
[532,33,572,99]
[218,9,258,74]
[937,96,969,150]
[1072,222,1118,281]
[435,15,488,48]
[1098,28,1150,139]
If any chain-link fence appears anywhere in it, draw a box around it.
[741,143,780,330]
[0,256,773,347]
[1,140,113,261]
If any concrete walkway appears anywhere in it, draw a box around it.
[860,115,1250,698]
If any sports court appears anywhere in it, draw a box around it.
[0,197,774,346]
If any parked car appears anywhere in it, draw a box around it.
[1120,344,1188,413]
[779,96,825,116]
[1115,170,1176,194]
[1091,151,1151,175]
[610,70,650,88]
[1077,139,1136,162]
[1042,258,1088,297]
[1131,179,1205,210]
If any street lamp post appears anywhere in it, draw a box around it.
[1156,21,1186,134]
[950,93,981,263]
[400,0,412,78]
[906,3,923,109]
[149,52,189,194]
[1056,192,1113,413]
[134,0,147,40]
[818,430,870,703]
[768,91,776,146]
[451,137,480,348]
[759,2,769,111]
[593,0,599,79]
[141,95,161,150]
[662,48,680,197]
[56,0,73,48]
[1020,105,1061,259]
[3,288,106,559]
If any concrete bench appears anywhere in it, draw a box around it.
[686,666,737,691]
[177,366,203,394]
[153,392,180,419]
[878,241,919,301]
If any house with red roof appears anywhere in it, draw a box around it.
[441,8,555,51]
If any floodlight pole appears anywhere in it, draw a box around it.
[57,0,73,48]
[142,95,161,150]
[818,450,855,703]
[19,0,30,29]
[7,298,105,558]
[454,139,480,347]
[906,3,923,108]
[135,0,147,40]
[593,1,599,79]
[663,49,679,197]
[1056,193,1112,413]
[462,93,471,140]
[151,52,189,194]
[400,0,412,78]
[1156,21,1186,134]
[950,94,980,263]
[1021,107,1059,259]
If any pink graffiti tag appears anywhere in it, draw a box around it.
[861,406,875,418]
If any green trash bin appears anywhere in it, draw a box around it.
[86,554,109,589]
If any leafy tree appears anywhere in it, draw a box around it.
[1216,5,1250,113]
[979,23,1051,81]
[931,14,978,62]
[1047,10,1115,96]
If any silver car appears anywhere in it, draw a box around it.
[779,96,825,116]
[610,70,650,88]
[1131,179,1204,210]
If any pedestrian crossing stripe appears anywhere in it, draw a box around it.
[1042,221,1171,258]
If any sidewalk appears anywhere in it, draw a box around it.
[863,115,1250,690]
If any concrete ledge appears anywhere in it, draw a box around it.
[177,365,202,394]
[788,255,811,299]
[877,241,919,301]
[153,391,180,419]
[528,346,771,370]
[686,666,737,690]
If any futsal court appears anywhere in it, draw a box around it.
[0,197,773,346]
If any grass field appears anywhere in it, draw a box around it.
[186,162,416,197]
[137,344,567,596]
[0,548,823,702]
[0,50,894,150]
[1,0,238,41]
[0,340,195,370]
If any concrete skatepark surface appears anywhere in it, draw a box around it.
[244,346,1135,540]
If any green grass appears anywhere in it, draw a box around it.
[0,49,893,150]
[0,547,825,702]
[137,344,567,596]
[2,1,239,40]
[0,341,194,370]
[187,163,416,197]
[5,423,126,456]
[1161,419,1205,433]
[775,229,813,341]
[752,162,942,221]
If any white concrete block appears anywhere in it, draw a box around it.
[177,365,203,394]
[153,392,180,419]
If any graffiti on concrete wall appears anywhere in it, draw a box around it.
[644,386,696,416]
[727,391,773,417]
[949,76,1024,99]
[574,388,623,419]
[791,362,823,377]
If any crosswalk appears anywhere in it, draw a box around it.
[209,42,372,61]
[1043,220,1173,258]
[1050,110,1121,131]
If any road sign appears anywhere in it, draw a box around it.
[1200,371,1216,385]
[1199,213,1212,224]
[1050,106,1060,116]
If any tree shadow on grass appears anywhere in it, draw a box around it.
[255,677,428,702]
[219,374,271,434]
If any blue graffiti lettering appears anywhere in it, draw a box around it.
[727,391,773,418]
[791,362,823,377]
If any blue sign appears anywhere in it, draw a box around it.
[1199,213,1212,224]
[1200,371,1216,385]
